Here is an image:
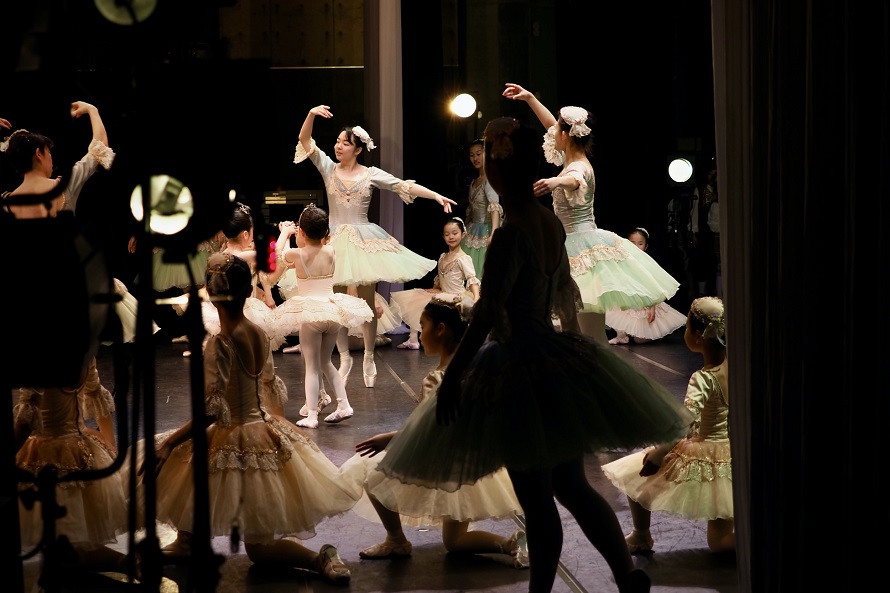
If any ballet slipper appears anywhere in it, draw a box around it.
[314,544,350,585]
[324,406,354,424]
[363,351,377,387]
[299,389,332,417]
[358,540,413,559]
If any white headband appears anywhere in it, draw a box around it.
[559,106,591,138]
[351,126,376,151]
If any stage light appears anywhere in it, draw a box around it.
[94,0,157,25]
[450,93,477,118]
[129,175,194,236]
[668,157,694,183]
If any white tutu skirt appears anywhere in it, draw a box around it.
[601,439,733,521]
[567,230,679,313]
[605,302,688,340]
[273,294,374,337]
[348,293,403,337]
[202,299,290,350]
[149,419,363,543]
[329,223,436,286]
[390,289,469,331]
[342,420,522,527]
[18,433,127,548]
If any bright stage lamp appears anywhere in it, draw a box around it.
[450,93,477,118]
[668,157,694,183]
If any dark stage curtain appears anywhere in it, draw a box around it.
[713,1,889,590]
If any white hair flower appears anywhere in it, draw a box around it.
[691,296,726,346]
[542,125,564,166]
[351,126,376,151]
[559,106,591,138]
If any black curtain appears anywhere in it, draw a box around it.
[714,1,889,590]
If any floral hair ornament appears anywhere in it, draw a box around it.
[0,128,30,153]
[206,252,234,293]
[430,293,475,323]
[236,202,251,216]
[691,296,726,346]
[559,106,591,138]
[351,126,376,151]
[542,126,564,166]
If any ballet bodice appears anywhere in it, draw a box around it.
[434,253,479,294]
[204,330,276,426]
[551,160,597,233]
[466,179,499,224]
[295,139,418,229]
[685,364,730,442]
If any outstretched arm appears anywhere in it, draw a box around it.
[299,105,332,153]
[405,182,457,213]
[502,83,557,129]
[71,101,108,146]
[0,117,10,130]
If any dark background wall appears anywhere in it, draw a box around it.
[1,0,714,301]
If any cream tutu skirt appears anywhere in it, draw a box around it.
[601,439,733,521]
[389,290,469,331]
[462,222,492,280]
[567,229,679,313]
[18,433,127,548]
[152,419,363,543]
[329,223,436,286]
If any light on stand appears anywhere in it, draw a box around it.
[668,157,694,184]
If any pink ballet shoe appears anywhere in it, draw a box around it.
[506,529,529,568]
[299,389,332,417]
[363,351,377,387]
[608,335,630,345]
[625,531,654,555]
[324,406,354,424]
[314,544,350,585]
[296,415,318,429]
[282,344,301,354]
[396,340,420,350]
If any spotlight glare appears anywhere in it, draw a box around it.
[668,158,694,183]
[450,93,477,118]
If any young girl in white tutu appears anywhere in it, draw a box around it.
[345,296,528,567]
[272,204,374,427]
[602,296,734,554]
[390,217,480,350]
[606,228,688,344]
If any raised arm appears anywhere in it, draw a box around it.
[71,101,108,146]
[502,83,557,130]
[299,105,332,153]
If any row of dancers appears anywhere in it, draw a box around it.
[3,88,733,593]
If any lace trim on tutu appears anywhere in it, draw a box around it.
[207,443,292,472]
[569,241,631,276]
[88,139,115,170]
[205,388,231,427]
[660,443,733,483]
[18,433,115,488]
[293,138,317,164]
[332,224,404,254]
[462,233,489,250]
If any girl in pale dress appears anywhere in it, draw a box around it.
[139,253,361,585]
[345,297,528,567]
[294,104,457,388]
[503,83,680,344]
[606,228,688,344]
[461,139,502,277]
[602,296,734,554]
[272,204,374,427]
[390,217,480,349]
